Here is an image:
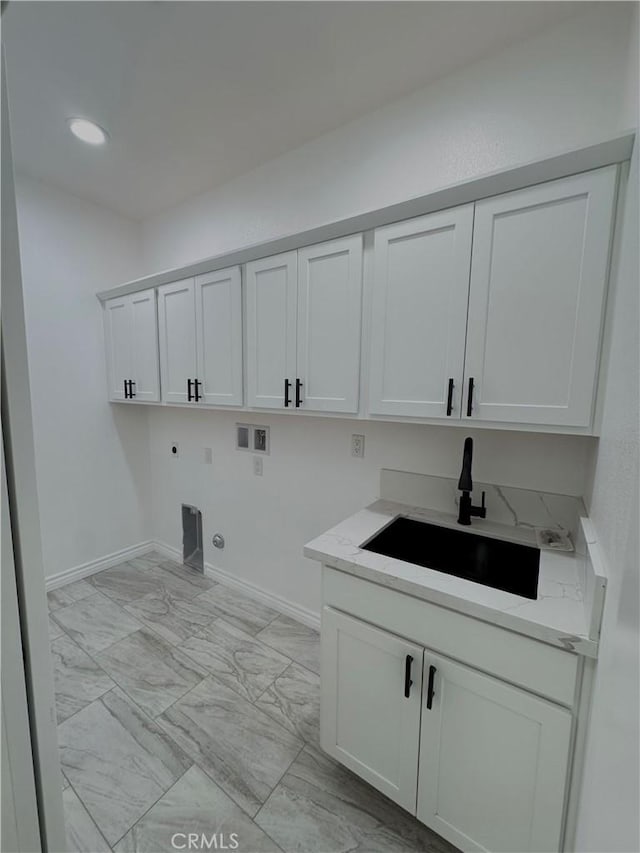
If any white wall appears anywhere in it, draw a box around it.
[142,4,636,270]
[576,34,639,851]
[15,175,150,579]
[149,409,593,615]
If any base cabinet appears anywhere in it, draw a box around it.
[321,606,574,853]
[417,653,571,853]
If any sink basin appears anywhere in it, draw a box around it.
[362,517,540,599]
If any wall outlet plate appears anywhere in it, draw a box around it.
[171,442,179,458]
[253,456,263,476]
[204,447,213,465]
[351,434,365,458]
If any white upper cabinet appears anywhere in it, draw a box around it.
[104,289,159,402]
[246,252,298,409]
[417,652,572,853]
[297,235,363,413]
[246,237,364,412]
[321,607,424,812]
[195,267,243,406]
[369,206,473,419]
[463,167,617,427]
[104,296,132,401]
[157,278,197,404]
[129,290,160,402]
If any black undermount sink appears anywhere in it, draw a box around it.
[362,517,540,600]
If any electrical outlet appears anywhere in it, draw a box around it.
[351,434,365,458]
[171,442,179,458]
[253,456,263,476]
[204,447,213,465]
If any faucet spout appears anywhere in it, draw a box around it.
[457,437,487,525]
[457,437,473,493]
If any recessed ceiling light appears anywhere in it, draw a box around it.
[67,118,108,145]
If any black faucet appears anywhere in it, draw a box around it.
[457,437,487,526]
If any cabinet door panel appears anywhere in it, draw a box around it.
[297,235,363,413]
[321,607,423,812]
[246,253,297,409]
[418,653,572,853]
[464,166,617,426]
[195,267,243,407]
[104,297,132,401]
[369,206,473,418]
[130,289,160,402]
[157,278,197,404]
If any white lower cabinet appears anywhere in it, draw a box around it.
[321,604,574,853]
[321,608,423,812]
[417,653,571,853]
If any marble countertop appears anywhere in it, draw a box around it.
[305,499,599,657]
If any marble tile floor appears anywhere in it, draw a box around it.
[49,553,457,853]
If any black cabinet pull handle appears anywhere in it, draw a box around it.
[446,378,454,416]
[404,655,413,698]
[194,379,201,402]
[466,377,474,417]
[124,379,129,399]
[426,665,437,709]
[187,378,193,402]
[284,379,291,407]
[129,380,136,398]
[295,378,303,408]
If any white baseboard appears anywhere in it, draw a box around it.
[45,541,155,591]
[152,540,321,632]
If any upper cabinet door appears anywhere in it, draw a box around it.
[130,289,160,402]
[157,278,197,404]
[246,252,297,409]
[417,653,572,853]
[297,235,363,413]
[104,296,132,401]
[369,207,474,418]
[464,167,617,427]
[321,607,424,813]
[195,267,243,407]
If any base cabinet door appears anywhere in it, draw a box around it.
[320,607,423,812]
[130,289,160,402]
[463,166,617,427]
[158,278,197,404]
[195,267,243,407]
[417,653,572,853]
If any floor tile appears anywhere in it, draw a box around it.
[256,745,457,853]
[254,663,320,745]
[256,616,320,675]
[89,562,162,605]
[58,687,191,846]
[158,676,302,817]
[63,786,112,853]
[123,590,221,645]
[113,765,281,853]
[49,615,65,640]
[179,619,291,702]
[195,586,279,636]
[51,593,142,654]
[61,767,70,791]
[51,635,115,723]
[156,560,217,595]
[47,580,95,612]
[96,629,207,718]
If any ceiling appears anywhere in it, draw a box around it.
[3,2,596,221]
